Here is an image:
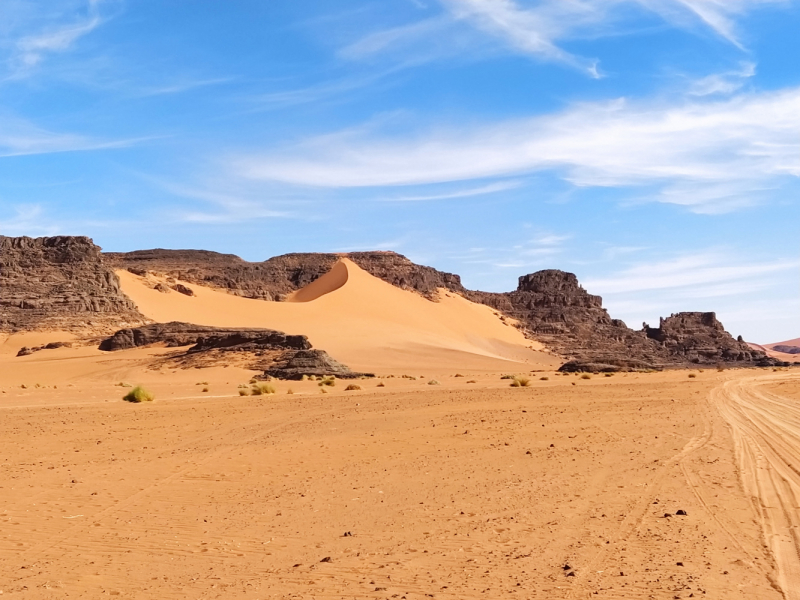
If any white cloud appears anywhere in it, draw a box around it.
[234,85,800,213]
[0,204,60,237]
[584,251,799,294]
[380,180,522,201]
[0,114,139,156]
[688,61,756,96]
[341,0,788,75]
[10,1,106,73]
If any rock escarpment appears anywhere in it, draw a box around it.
[105,249,464,301]
[0,236,146,333]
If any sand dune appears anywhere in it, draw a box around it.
[117,258,559,373]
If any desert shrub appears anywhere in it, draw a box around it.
[318,376,336,387]
[698,369,705,373]
[301,374,309,381]
[123,386,154,403]
[454,373,464,378]
[467,380,477,384]
[540,376,549,381]
[251,383,276,395]
[604,373,614,377]
[345,384,362,391]
[500,374,515,380]
[688,373,697,378]
[196,381,208,386]
[320,387,328,394]
[511,376,531,387]
[377,382,385,387]
[238,388,250,396]
[287,388,294,395]
[202,387,209,392]
[428,379,440,386]
[580,374,591,380]
[116,382,132,387]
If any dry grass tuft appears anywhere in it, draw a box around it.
[123,386,154,403]
[345,384,362,391]
[318,376,336,387]
[238,388,250,396]
[428,379,441,386]
[580,374,592,380]
[252,383,276,395]
[510,376,531,387]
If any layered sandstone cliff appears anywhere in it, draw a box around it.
[0,236,146,333]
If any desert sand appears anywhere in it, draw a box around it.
[1,362,798,599]
[2,262,799,598]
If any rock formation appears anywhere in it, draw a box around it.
[99,322,310,352]
[0,236,146,333]
[98,322,371,378]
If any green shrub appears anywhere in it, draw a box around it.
[123,386,154,403]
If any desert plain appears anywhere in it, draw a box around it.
[1,255,799,600]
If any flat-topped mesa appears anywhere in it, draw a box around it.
[0,236,146,333]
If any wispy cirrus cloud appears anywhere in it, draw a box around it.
[6,0,108,75]
[233,85,800,213]
[584,251,800,295]
[341,0,788,75]
[0,113,142,156]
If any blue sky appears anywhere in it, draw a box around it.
[0,0,798,343]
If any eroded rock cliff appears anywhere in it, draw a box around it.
[0,236,146,333]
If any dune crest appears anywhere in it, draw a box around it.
[286,259,348,302]
[117,258,559,373]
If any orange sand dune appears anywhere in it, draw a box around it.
[117,258,559,373]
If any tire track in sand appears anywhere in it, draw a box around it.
[712,371,800,600]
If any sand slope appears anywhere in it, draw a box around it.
[117,258,559,373]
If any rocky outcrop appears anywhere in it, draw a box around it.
[98,322,370,378]
[0,236,146,333]
[263,349,371,380]
[99,322,310,352]
[643,313,770,365]
[772,345,800,355]
[16,342,72,357]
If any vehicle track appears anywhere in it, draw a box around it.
[713,371,800,600]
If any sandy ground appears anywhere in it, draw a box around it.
[115,258,561,374]
[1,366,798,599]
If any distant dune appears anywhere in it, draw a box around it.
[117,258,560,374]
